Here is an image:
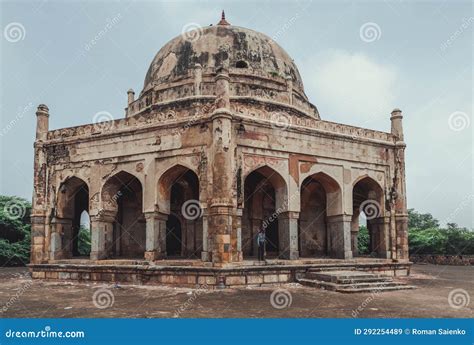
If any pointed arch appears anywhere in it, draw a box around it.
[352,176,388,258]
[99,170,145,258]
[157,164,202,258]
[298,171,344,257]
[52,176,89,258]
[242,165,289,258]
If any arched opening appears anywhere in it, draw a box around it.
[101,171,145,258]
[299,172,342,258]
[242,166,287,259]
[166,214,182,256]
[78,210,91,256]
[235,60,248,68]
[158,165,202,259]
[54,176,89,259]
[352,177,387,258]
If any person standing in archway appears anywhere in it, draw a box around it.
[257,228,266,262]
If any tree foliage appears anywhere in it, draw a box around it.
[77,226,91,256]
[0,195,31,266]
[358,208,474,255]
[408,208,439,229]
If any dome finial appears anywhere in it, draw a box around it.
[217,10,230,26]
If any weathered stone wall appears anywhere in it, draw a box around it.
[409,255,474,266]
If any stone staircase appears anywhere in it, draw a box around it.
[297,270,416,293]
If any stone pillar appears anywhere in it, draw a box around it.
[35,104,49,141]
[350,213,359,256]
[144,212,167,261]
[390,108,409,260]
[127,89,135,105]
[201,213,210,261]
[232,208,243,261]
[193,63,202,96]
[390,108,404,141]
[278,211,299,260]
[327,215,353,259]
[90,213,114,260]
[30,104,50,264]
[374,216,391,258]
[30,215,47,263]
[49,217,73,260]
[285,75,293,105]
[207,67,235,265]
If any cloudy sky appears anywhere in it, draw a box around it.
[1,0,472,227]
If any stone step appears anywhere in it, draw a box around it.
[307,271,387,283]
[297,278,416,293]
[298,269,416,293]
[335,277,392,284]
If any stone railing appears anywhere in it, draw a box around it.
[231,102,395,143]
[46,94,394,144]
[409,254,474,266]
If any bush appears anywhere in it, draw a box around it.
[0,196,31,266]
[357,225,370,255]
[409,226,474,255]
[77,226,91,256]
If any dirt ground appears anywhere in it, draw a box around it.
[0,264,472,318]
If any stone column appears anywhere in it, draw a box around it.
[350,213,359,256]
[232,208,243,261]
[201,213,209,261]
[390,108,409,260]
[193,63,202,96]
[374,216,391,258]
[208,67,235,265]
[327,215,353,259]
[90,213,114,260]
[30,104,50,263]
[30,215,47,263]
[49,217,73,260]
[278,211,299,260]
[144,211,167,261]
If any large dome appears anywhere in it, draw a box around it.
[143,22,306,95]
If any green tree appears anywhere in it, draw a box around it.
[357,225,370,255]
[408,208,439,229]
[0,195,31,266]
[77,226,91,256]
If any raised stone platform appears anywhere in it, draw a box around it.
[29,258,412,288]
